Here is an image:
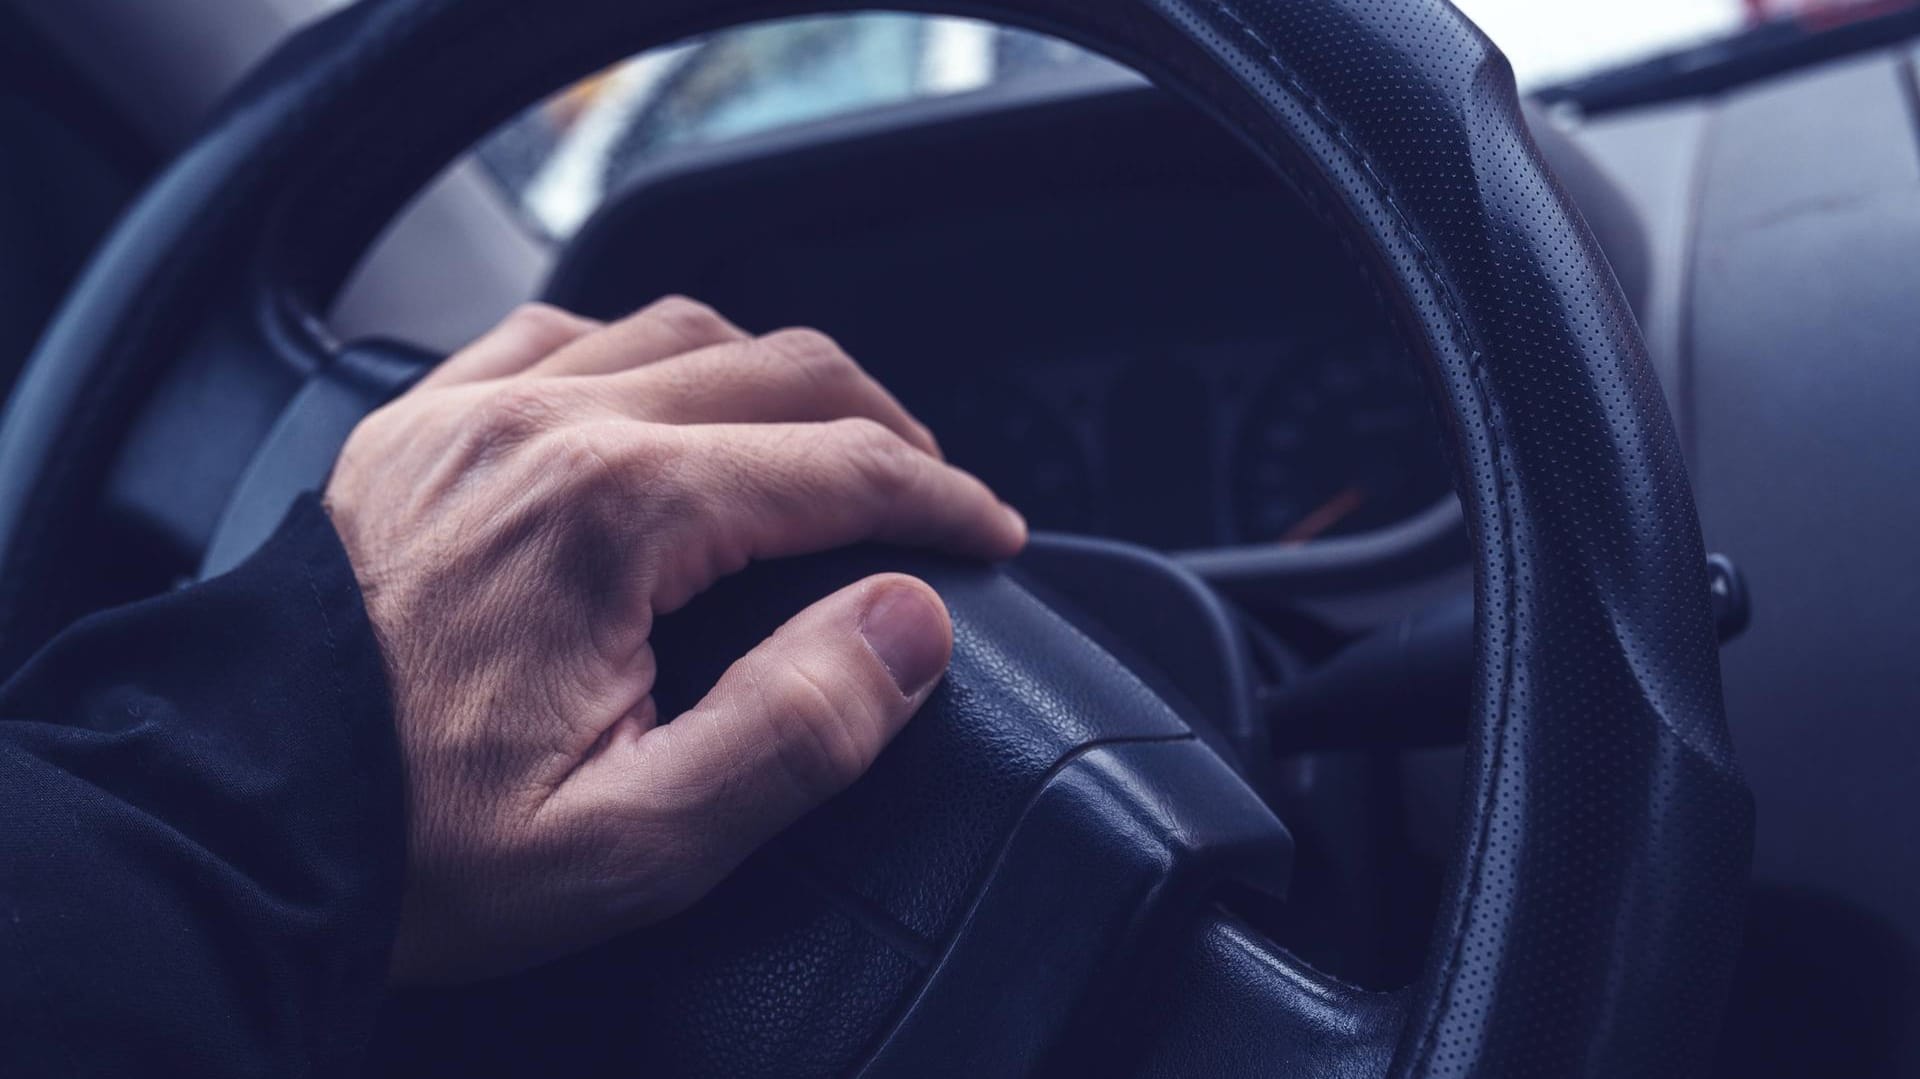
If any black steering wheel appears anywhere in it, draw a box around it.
[0,0,1754,1075]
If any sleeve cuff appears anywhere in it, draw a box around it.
[0,492,405,1073]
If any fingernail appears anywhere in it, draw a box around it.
[860,583,950,697]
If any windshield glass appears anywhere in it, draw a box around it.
[1457,0,1744,86]
[477,1,1917,239]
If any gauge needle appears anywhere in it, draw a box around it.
[1279,486,1369,545]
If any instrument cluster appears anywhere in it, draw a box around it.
[898,327,1453,552]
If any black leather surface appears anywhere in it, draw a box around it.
[0,0,1753,1075]
[1123,909,1407,1078]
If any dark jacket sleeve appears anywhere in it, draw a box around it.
[0,495,405,1076]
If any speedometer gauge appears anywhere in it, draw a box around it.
[1229,341,1450,545]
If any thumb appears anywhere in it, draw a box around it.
[565,573,952,906]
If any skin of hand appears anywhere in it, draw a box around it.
[323,298,1027,983]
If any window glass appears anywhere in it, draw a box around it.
[475,2,1916,241]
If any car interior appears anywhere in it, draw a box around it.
[2,0,1916,1075]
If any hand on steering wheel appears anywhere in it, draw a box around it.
[0,0,1753,1072]
[328,298,1024,981]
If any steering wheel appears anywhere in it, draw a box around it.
[0,0,1754,1075]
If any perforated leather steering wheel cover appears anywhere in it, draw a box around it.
[0,1,1754,1075]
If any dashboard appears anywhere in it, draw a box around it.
[544,79,1452,556]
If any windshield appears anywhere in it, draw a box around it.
[1457,0,1744,86]
[476,0,1918,239]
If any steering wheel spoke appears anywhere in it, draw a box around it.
[97,295,328,563]
[197,335,431,579]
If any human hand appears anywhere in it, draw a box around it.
[323,299,1025,982]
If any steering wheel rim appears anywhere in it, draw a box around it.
[0,1,1754,1075]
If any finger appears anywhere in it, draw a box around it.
[625,420,1025,610]
[530,294,748,377]
[418,303,600,389]
[561,574,951,910]
[589,328,941,458]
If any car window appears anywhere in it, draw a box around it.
[478,15,1111,238]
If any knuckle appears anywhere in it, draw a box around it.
[504,301,580,337]
[538,422,682,501]
[829,416,915,490]
[642,294,734,346]
[497,302,592,356]
[563,422,691,517]
[762,327,858,386]
[538,426,621,486]
[766,662,874,794]
[828,414,900,453]
[469,383,565,453]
